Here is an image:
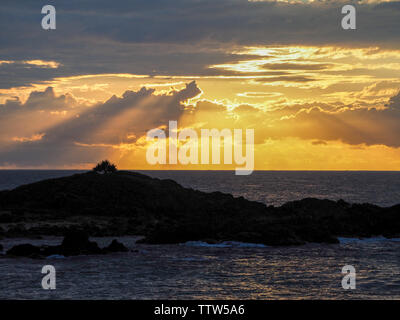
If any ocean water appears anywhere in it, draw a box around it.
[142,170,400,207]
[0,170,400,299]
[1,236,399,299]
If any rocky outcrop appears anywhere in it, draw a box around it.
[6,244,41,257]
[6,231,129,258]
[0,171,399,246]
[57,230,103,256]
[104,239,129,253]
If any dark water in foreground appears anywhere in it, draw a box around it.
[1,237,399,299]
[0,170,400,299]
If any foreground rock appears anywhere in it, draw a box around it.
[0,171,399,246]
[6,244,41,257]
[6,231,128,258]
[104,239,129,253]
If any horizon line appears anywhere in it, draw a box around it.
[0,169,399,172]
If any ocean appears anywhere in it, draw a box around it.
[0,170,400,299]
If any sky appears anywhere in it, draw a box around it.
[0,0,400,170]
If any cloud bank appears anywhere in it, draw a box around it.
[1,0,400,88]
[1,82,399,167]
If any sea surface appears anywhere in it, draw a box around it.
[0,170,400,299]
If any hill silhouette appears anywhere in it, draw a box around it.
[0,171,399,245]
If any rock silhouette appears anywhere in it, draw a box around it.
[0,171,399,246]
[58,230,103,256]
[6,243,41,257]
[6,231,128,258]
[104,239,129,253]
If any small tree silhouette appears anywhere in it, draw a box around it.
[92,160,117,174]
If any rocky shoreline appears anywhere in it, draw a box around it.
[4,231,128,259]
[0,171,399,256]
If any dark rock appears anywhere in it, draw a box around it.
[260,226,306,246]
[201,239,219,245]
[0,171,399,246]
[103,239,128,253]
[59,230,102,256]
[6,244,41,257]
[26,225,68,237]
[0,243,3,251]
[6,224,27,237]
[6,234,130,258]
[0,213,13,223]
[61,230,90,248]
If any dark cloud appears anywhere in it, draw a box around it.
[0,87,81,143]
[0,86,79,120]
[263,63,332,71]
[375,1,400,10]
[311,140,328,146]
[185,90,400,148]
[0,0,399,88]
[0,61,63,89]
[1,83,400,167]
[256,76,316,83]
[247,91,400,147]
[0,81,201,167]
